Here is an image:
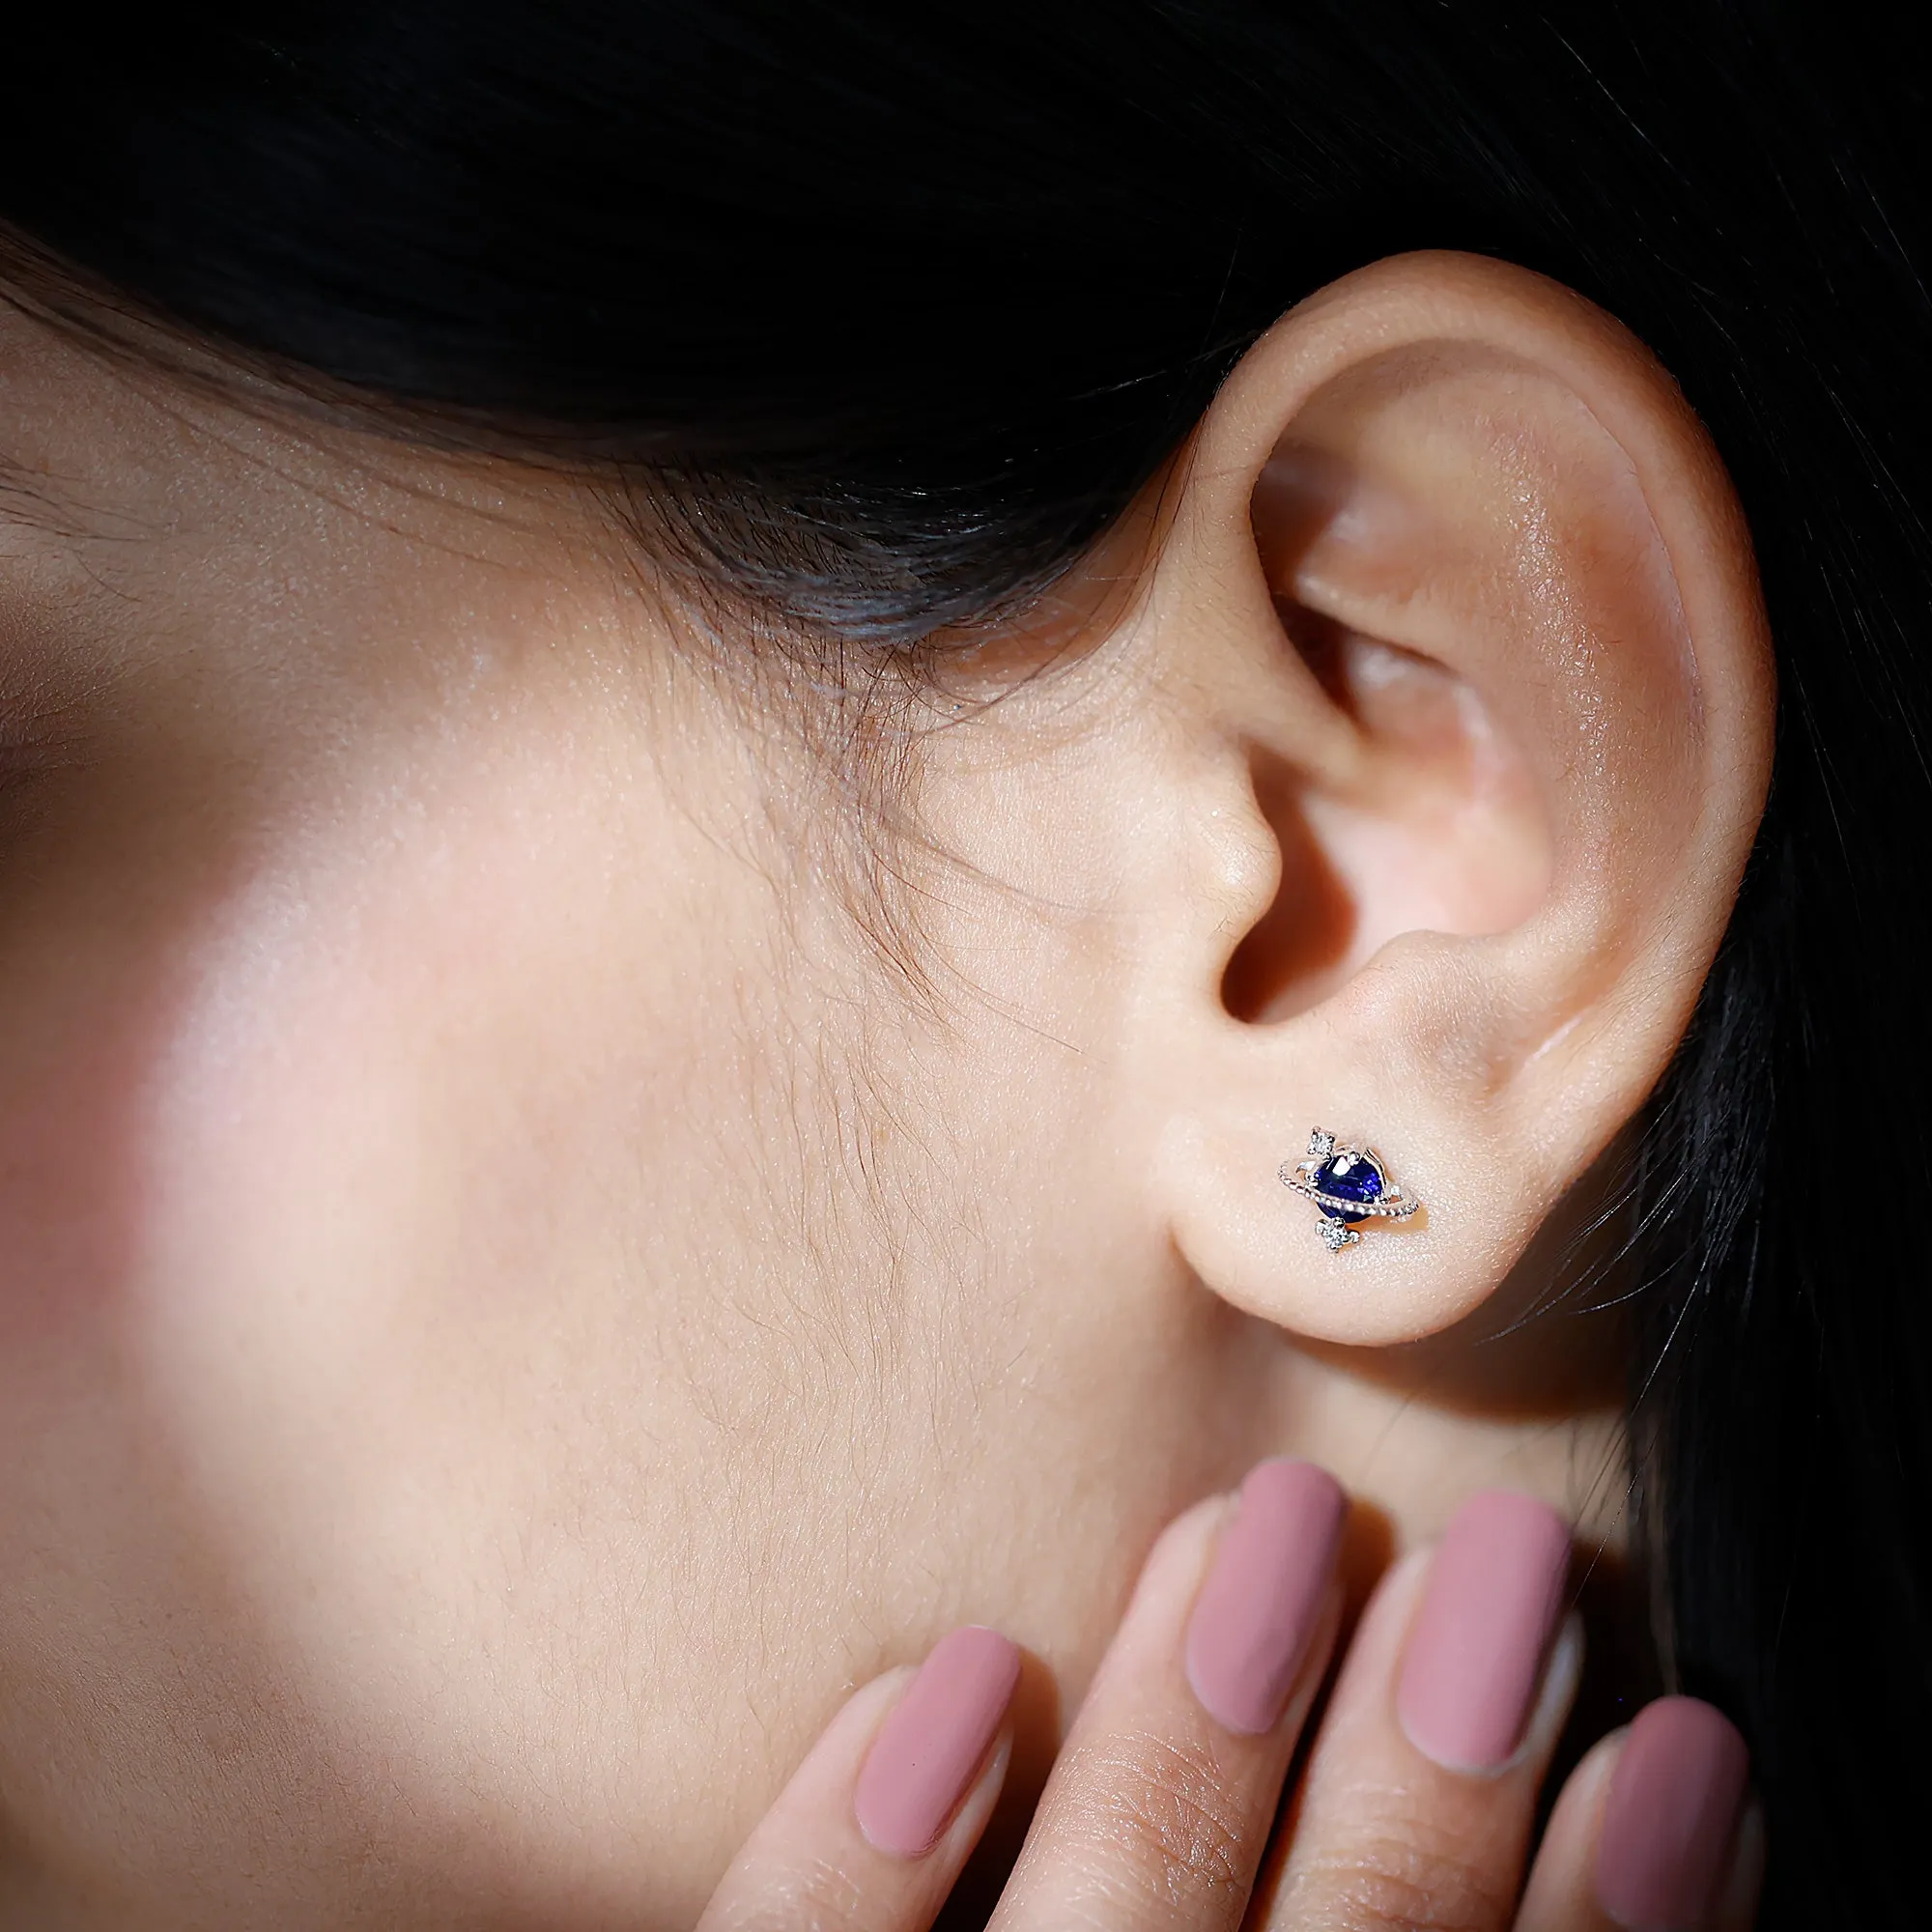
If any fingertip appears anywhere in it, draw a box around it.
[1595,1696,1751,1930]
[1396,1490,1574,1775]
[696,1642,1013,1932]
[853,1626,1022,1859]
[1183,1458,1347,1735]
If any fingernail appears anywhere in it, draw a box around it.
[1595,1696,1750,1929]
[1184,1458,1347,1734]
[853,1626,1021,1859]
[1396,1490,1572,1771]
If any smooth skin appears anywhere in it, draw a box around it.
[0,252,1773,1926]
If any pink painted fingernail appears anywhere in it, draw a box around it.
[853,1626,1021,1859]
[1184,1459,1347,1734]
[1396,1490,1572,1771]
[1595,1697,1750,1929]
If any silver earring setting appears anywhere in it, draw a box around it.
[1280,1128,1420,1251]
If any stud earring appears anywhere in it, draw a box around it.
[1280,1128,1421,1251]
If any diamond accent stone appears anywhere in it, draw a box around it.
[1307,1128,1336,1159]
[1319,1218,1359,1251]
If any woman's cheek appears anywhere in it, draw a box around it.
[0,653,1267,1914]
[0,728,817,1901]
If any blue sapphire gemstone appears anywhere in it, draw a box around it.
[1314,1151,1383,1223]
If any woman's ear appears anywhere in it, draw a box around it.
[1126,251,1775,1347]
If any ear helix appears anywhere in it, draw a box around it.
[1279,1127,1422,1253]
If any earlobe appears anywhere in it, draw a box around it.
[1143,253,1774,1348]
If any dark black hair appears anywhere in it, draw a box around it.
[5,5,1928,1921]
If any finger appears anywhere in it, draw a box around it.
[1257,1490,1583,1931]
[696,1624,1020,1932]
[1512,1731,1624,1932]
[1516,1696,1760,1931]
[989,1458,1346,1932]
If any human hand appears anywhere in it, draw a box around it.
[698,1463,1761,1931]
